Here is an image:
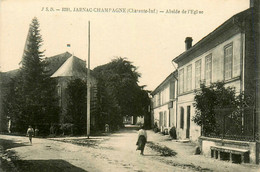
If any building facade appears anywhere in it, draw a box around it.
[151,71,177,132]
[48,52,97,125]
[173,7,259,163]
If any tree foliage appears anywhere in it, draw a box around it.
[193,82,240,135]
[66,79,87,135]
[4,17,60,134]
[93,57,150,130]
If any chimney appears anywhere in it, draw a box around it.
[185,37,193,50]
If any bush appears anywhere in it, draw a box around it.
[154,127,159,133]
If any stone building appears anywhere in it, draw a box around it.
[172,5,259,163]
[151,71,178,133]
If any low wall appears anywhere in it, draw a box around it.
[199,136,258,164]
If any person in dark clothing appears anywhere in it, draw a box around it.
[136,126,147,155]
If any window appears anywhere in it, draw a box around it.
[180,107,184,129]
[162,88,166,104]
[213,53,221,81]
[205,54,212,85]
[224,44,233,80]
[179,69,184,94]
[195,60,201,89]
[165,86,169,102]
[186,64,192,91]
[170,80,175,99]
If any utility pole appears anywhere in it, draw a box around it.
[87,21,91,138]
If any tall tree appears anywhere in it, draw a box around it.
[4,17,60,133]
[93,57,150,130]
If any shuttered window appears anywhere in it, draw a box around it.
[205,54,212,85]
[186,65,192,91]
[224,45,233,80]
[179,69,184,94]
[195,60,201,89]
[170,80,175,99]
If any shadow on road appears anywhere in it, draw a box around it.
[13,159,86,172]
[0,138,29,150]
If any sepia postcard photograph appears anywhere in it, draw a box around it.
[0,0,259,171]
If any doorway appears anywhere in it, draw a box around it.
[186,106,191,138]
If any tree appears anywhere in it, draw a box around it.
[93,57,149,130]
[4,17,60,134]
[66,79,87,135]
[193,82,239,135]
[3,76,24,131]
[137,88,151,129]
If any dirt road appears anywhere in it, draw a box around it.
[1,127,259,172]
[0,128,192,172]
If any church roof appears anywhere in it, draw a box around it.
[45,52,72,75]
[51,55,87,78]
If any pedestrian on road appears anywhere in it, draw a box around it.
[105,124,109,133]
[136,125,147,155]
[27,125,34,145]
[35,126,39,137]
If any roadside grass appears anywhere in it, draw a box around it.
[146,142,177,157]
[52,138,105,148]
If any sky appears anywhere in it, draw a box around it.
[0,0,249,90]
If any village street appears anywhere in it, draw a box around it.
[0,126,259,172]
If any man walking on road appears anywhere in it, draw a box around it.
[27,125,34,145]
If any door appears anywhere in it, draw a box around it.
[186,106,191,138]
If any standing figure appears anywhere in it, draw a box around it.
[136,126,147,155]
[105,124,109,133]
[27,125,34,144]
[35,126,39,137]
